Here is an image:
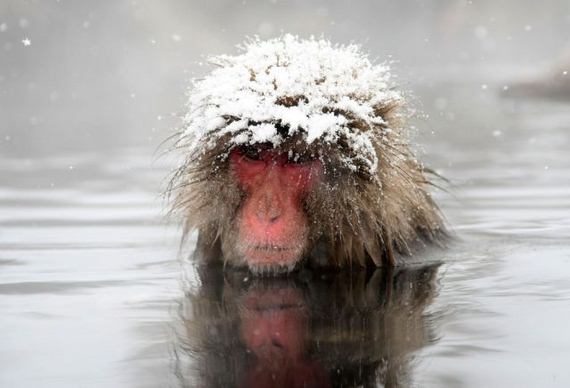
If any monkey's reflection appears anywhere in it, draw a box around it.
[174,264,440,388]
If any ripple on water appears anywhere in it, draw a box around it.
[1,89,570,387]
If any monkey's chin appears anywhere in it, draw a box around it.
[242,247,302,275]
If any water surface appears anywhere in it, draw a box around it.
[1,83,570,387]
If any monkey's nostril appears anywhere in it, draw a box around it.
[256,212,280,224]
[254,197,282,224]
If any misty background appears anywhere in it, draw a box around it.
[2,2,570,387]
[1,0,569,156]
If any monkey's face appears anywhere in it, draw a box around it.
[228,146,323,273]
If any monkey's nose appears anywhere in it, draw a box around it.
[268,213,280,223]
[256,206,281,224]
[254,193,283,224]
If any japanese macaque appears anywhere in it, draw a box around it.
[169,35,446,274]
[174,264,440,387]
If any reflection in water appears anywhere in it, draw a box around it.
[2,78,570,385]
[174,264,440,387]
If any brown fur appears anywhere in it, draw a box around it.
[174,264,440,386]
[167,94,447,270]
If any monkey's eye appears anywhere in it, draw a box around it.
[286,152,316,165]
[239,146,262,161]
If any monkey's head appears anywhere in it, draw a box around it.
[169,35,446,274]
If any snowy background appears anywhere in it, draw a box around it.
[1,0,569,156]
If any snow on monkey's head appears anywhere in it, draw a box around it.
[170,35,446,274]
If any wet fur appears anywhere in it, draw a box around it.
[168,97,446,270]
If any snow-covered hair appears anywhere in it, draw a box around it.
[169,35,446,269]
[180,34,404,176]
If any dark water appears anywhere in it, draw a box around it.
[1,83,570,387]
[175,263,443,388]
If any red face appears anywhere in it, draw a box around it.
[239,286,331,387]
[240,287,306,364]
[230,147,322,272]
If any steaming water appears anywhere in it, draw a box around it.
[1,83,570,387]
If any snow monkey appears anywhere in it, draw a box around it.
[169,35,446,275]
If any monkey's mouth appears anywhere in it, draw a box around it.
[252,245,295,252]
[242,244,303,272]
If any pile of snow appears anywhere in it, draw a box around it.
[181,34,403,174]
